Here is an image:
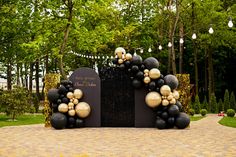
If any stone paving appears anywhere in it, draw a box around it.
[0,114,235,157]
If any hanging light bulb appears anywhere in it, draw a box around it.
[192,33,197,39]
[228,17,233,28]
[168,42,172,47]
[140,48,144,53]
[180,38,184,44]
[209,25,214,34]
[158,45,162,50]
[148,47,152,53]
[134,52,137,56]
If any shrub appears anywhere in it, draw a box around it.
[218,99,224,113]
[193,95,201,114]
[200,109,207,116]
[224,89,230,111]
[230,92,236,110]
[226,109,235,117]
[210,94,217,113]
[189,108,195,116]
[201,96,208,111]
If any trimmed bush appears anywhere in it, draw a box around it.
[210,94,217,113]
[201,96,208,111]
[189,108,195,116]
[193,95,201,114]
[224,89,230,111]
[230,92,236,110]
[226,109,235,117]
[218,99,224,113]
[200,109,207,116]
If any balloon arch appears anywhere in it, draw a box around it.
[47,47,190,130]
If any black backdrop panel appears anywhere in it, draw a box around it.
[69,68,101,127]
[99,67,135,127]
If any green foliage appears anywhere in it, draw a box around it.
[224,89,230,112]
[190,116,204,121]
[230,92,236,110]
[201,96,208,111]
[200,109,207,116]
[189,108,195,116]
[0,86,32,120]
[218,99,224,112]
[193,95,201,114]
[226,109,235,117]
[218,116,236,128]
[209,94,218,113]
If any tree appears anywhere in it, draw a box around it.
[230,91,236,110]
[224,89,230,111]
[193,95,201,114]
[201,96,208,110]
[210,93,217,113]
[218,98,224,112]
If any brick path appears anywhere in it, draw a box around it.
[0,114,235,157]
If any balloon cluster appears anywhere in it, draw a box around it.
[47,80,91,129]
[112,47,190,129]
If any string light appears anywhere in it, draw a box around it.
[192,33,197,39]
[180,38,184,44]
[209,25,214,34]
[148,47,152,52]
[228,17,233,28]
[158,45,162,50]
[168,42,172,47]
[140,48,144,53]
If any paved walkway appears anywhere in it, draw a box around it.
[0,115,235,157]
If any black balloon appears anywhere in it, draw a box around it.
[136,71,144,80]
[66,84,72,89]
[131,65,139,73]
[51,112,67,129]
[57,99,62,104]
[168,105,180,117]
[164,74,179,90]
[143,57,159,70]
[140,64,146,71]
[62,97,70,104]
[58,85,67,94]
[75,118,85,128]
[132,55,142,65]
[119,64,125,70]
[47,88,60,103]
[155,118,166,129]
[52,103,58,112]
[132,79,142,89]
[156,87,160,92]
[175,112,190,129]
[161,111,169,119]
[157,110,163,116]
[112,58,118,64]
[156,79,165,87]
[60,94,65,99]
[167,117,175,128]
[176,101,183,112]
[60,80,70,86]
[68,117,76,128]
[149,81,156,91]
[68,87,74,92]
[124,60,131,67]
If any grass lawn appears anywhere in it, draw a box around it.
[218,116,236,128]
[0,114,44,127]
[190,115,205,121]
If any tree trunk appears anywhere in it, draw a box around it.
[208,47,214,104]
[58,0,73,80]
[35,60,40,100]
[29,63,34,93]
[16,63,20,86]
[20,64,25,87]
[204,48,208,96]
[167,0,173,74]
[7,62,12,90]
[193,41,198,95]
[24,63,28,89]
[179,22,184,74]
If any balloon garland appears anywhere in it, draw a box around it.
[112,47,190,129]
[47,80,91,129]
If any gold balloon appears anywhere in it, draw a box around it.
[170,98,176,105]
[73,98,79,105]
[68,102,74,108]
[125,53,132,61]
[143,77,151,84]
[74,89,83,99]
[167,94,173,101]
[162,99,169,106]
[68,109,76,116]
[75,102,91,118]
[118,59,124,64]
[115,47,126,59]
[58,103,68,113]
[144,69,149,74]
[144,73,149,77]
[145,92,162,108]
[160,85,171,96]
[173,90,180,100]
[67,92,74,99]
[149,68,161,79]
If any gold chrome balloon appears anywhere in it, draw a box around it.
[115,47,126,59]
[170,98,176,105]
[68,109,76,116]
[68,102,74,108]
[143,77,151,84]
[74,89,83,99]
[162,99,169,106]
[75,102,91,118]
[144,69,149,74]
[167,94,173,101]
[67,92,74,99]
[160,85,171,96]
[118,59,124,64]
[145,92,162,108]
[73,98,79,105]
[125,53,132,61]
[173,90,180,100]
[149,68,161,79]
[58,103,69,113]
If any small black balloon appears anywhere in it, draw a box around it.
[75,118,85,128]
[119,64,125,70]
[176,101,183,112]
[57,99,62,104]
[66,84,72,89]
[132,55,143,65]
[131,65,139,73]
[112,58,118,64]
[60,80,70,86]
[156,87,160,92]
[132,79,142,89]
[175,112,190,129]
[155,118,166,129]
[68,87,74,92]
[51,113,67,129]
[68,117,76,128]
[62,97,70,104]
[124,60,131,67]
[156,79,165,87]
[143,57,159,70]
[161,111,169,119]
[58,85,67,94]
[167,117,175,128]
[52,103,58,112]
[157,110,163,116]
[47,88,60,103]
[60,94,65,99]
[168,105,180,117]
[140,64,146,70]
[136,71,144,80]
[149,81,156,91]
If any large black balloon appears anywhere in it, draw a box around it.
[51,112,67,129]
[132,79,142,89]
[175,112,190,129]
[155,118,166,129]
[168,105,180,117]
[68,117,76,128]
[58,85,67,94]
[149,81,156,91]
[167,117,175,128]
[131,65,139,73]
[161,111,169,120]
[176,101,183,112]
[156,79,165,87]
[47,88,60,103]
[75,118,85,128]
[143,57,159,70]
[136,71,144,80]
[164,74,179,90]
[62,97,70,104]
[132,55,142,65]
